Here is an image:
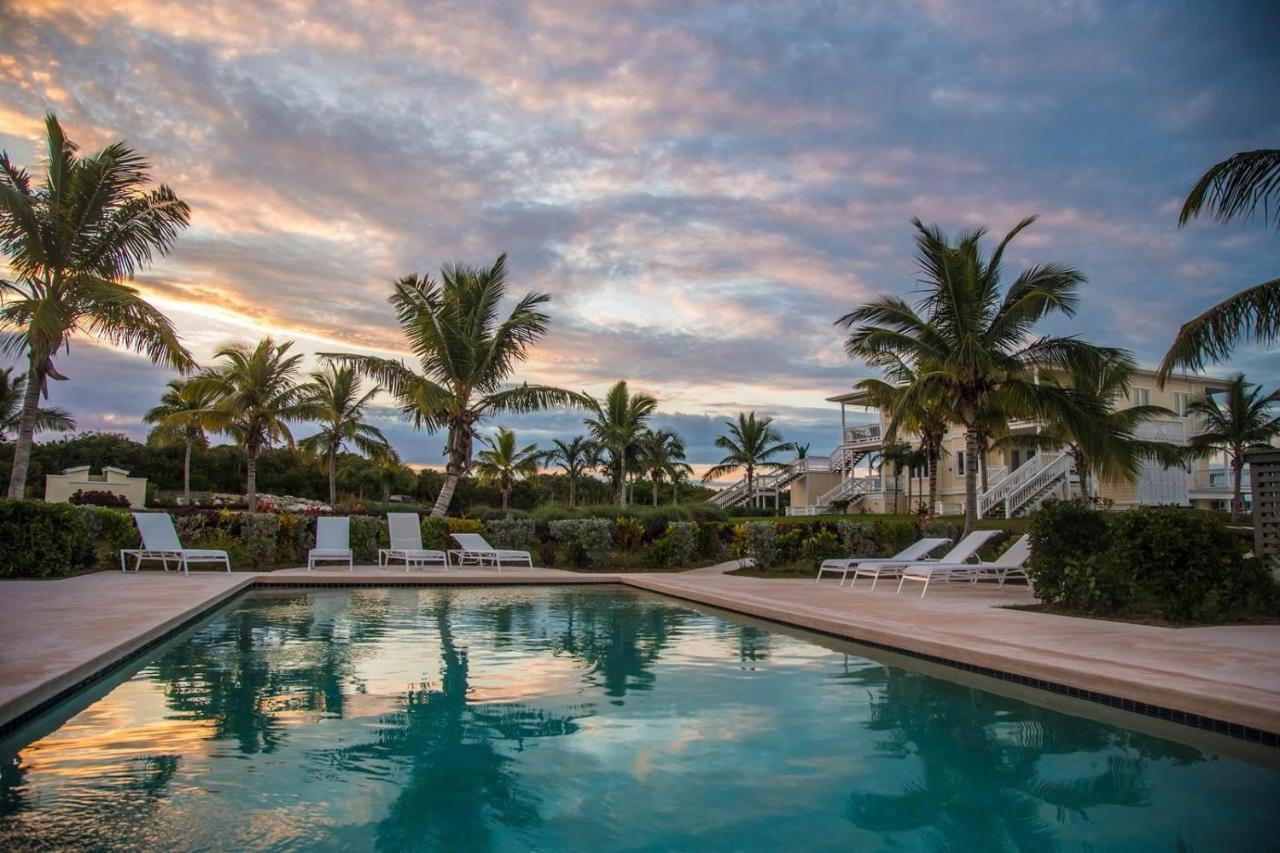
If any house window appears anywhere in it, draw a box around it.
[956,451,966,476]
[1010,450,1022,471]
[1174,391,1190,417]
[1132,387,1151,407]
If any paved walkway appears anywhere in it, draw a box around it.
[2,568,1278,738]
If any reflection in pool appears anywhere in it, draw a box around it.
[1,587,1276,850]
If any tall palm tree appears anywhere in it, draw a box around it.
[326,255,580,517]
[188,338,312,511]
[473,427,541,511]
[1158,149,1280,382]
[636,428,690,506]
[543,435,597,508]
[994,351,1181,502]
[703,411,790,504]
[0,114,193,498]
[839,216,1106,533]
[0,365,74,442]
[583,380,658,506]
[1185,374,1280,522]
[143,378,218,503]
[298,364,395,505]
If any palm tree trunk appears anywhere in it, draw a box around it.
[615,452,626,507]
[502,486,509,511]
[432,424,470,518]
[328,446,337,506]
[568,475,576,509]
[6,361,44,500]
[746,464,754,508]
[979,447,989,495]
[652,476,659,506]
[1073,447,1091,501]
[906,465,913,513]
[963,425,980,534]
[183,436,192,503]
[927,449,939,514]
[432,471,459,517]
[1231,457,1244,523]
[246,444,259,512]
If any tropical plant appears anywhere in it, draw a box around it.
[703,411,790,507]
[0,365,74,442]
[325,255,581,517]
[839,216,1107,533]
[473,426,541,511]
[187,338,312,511]
[143,378,217,503]
[994,351,1182,501]
[636,428,691,506]
[0,114,193,498]
[542,435,598,508]
[855,374,949,512]
[298,364,394,505]
[1158,149,1280,382]
[1185,374,1280,522]
[583,379,658,506]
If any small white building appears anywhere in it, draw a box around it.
[44,465,148,508]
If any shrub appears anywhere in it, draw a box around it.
[615,517,645,565]
[69,489,132,508]
[872,518,918,555]
[695,521,728,560]
[802,530,842,570]
[775,526,807,564]
[76,506,139,570]
[275,512,311,566]
[659,521,698,568]
[549,519,615,569]
[919,519,962,547]
[350,515,383,563]
[1027,500,1111,607]
[837,521,878,557]
[448,518,485,535]
[743,522,778,570]
[240,513,281,570]
[485,516,536,551]
[0,500,88,577]
[421,515,450,551]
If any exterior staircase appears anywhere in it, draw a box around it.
[978,450,1073,518]
[709,460,812,509]
[810,474,880,514]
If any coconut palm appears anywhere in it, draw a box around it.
[188,338,312,511]
[855,370,950,513]
[298,364,395,506]
[994,351,1182,502]
[473,427,541,511]
[143,378,218,503]
[839,216,1107,533]
[703,412,791,505]
[1185,374,1280,522]
[583,380,658,506]
[1158,149,1280,382]
[0,114,193,498]
[0,365,74,443]
[636,428,691,506]
[326,256,579,517]
[542,436,597,508]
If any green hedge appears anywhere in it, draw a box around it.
[1027,501,1278,623]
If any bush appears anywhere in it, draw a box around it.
[775,526,807,564]
[802,530,842,570]
[1027,500,1112,607]
[614,517,645,565]
[695,521,728,560]
[643,521,696,568]
[743,522,778,570]
[485,516,536,551]
[837,521,878,557]
[350,515,383,563]
[549,519,615,569]
[76,505,139,570]
[0,500,88,577]
[69,489,132,508]
[872,518,918,555]
[421,515,450,551]
[240,513,281,570]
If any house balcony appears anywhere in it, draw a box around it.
[1188,468,1249,498]
[841,423,883,448]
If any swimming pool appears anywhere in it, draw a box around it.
[1,586,1275,850]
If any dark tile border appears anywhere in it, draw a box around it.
[2,579,1276,749]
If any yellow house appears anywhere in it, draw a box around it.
[44,465,148,508]
[712,369,1241,517]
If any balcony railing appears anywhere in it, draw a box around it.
[842,423,882,447]
[1190,469,1250,493]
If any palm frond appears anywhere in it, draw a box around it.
[1179,148,1280,231]
[1156,277,1280,382]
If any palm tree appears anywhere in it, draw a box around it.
[143,378,218,503]
[856,366,950,513]
[543,436,597,508]
[839,216,1106,533]
[994,351,1182,502]
[0,365,74,442]
[473,427,541,511]
[188,338,312,511]
[298,364,394,505]
[636,428,690,506]
[583,380,658,506]
[703,411,791,506]
[0,114,193,498]
[326,255,580,517]
[1185,374,1280,522]
[1158,149,1280,382]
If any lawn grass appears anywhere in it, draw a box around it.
[728,513,1032,533]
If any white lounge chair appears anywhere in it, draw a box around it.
[379,513,449,570]
[816,537,952,586]
[897,533,1032,597]
[308,516,353,571]
[852,530,1001,592]
[449,532,533,570]
[120,512,231,575]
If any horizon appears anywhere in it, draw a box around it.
[2,0,1278,471]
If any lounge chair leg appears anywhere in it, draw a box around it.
[921,576,930,598]
[897,575,906,594]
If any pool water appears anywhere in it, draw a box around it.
[1,587,1276,851]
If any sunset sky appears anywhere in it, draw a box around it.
[1,0,1277,469]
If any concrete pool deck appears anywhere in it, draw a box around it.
[1,567,1278,740]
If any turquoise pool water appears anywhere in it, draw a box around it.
[1,587,1276,851]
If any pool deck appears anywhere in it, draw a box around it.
[1,566,1278,739]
